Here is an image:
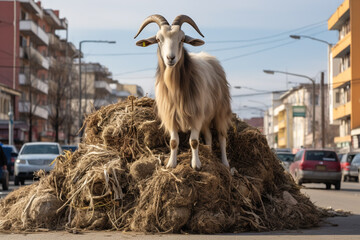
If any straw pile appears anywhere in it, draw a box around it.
[0,97,329,233]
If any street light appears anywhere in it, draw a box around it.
[289,35,333,47]
[290,34,333,149]
[78,40,116,135]
[263,69,316,148]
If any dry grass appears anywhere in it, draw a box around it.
[0,97,334,233]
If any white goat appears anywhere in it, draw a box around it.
[134,14,232,170]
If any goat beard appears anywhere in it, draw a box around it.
[163,66,179,96]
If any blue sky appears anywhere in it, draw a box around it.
[41,0,344,118]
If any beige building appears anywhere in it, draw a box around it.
[264,84,338,151]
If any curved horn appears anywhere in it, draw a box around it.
[172,15,204,37]
[134,14,169,39]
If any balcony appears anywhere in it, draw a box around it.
[48,56,56,67]
[334,135,351,144]
[23,46,49,70]
[95,81,112,94]
[48,33,61,49]
[44,9,63,29]
[278,120,286,129]
[333,101,351,121]
[333,67,351,89]
[18,102,48,120]
[328,0,349,30]
[278,137,286,148]
[19,0,43,17]
[332,33,351,58]
[19,20,49,46]
[19,73,49,94]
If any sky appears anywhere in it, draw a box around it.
[40,0,344,119]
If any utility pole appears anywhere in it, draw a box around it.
[8,104,13,145]
[321,72,325,149]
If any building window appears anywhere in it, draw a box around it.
[21,10,26,20]
[340,52,350,73]
[335,91,340,103]
[339,19,350,40]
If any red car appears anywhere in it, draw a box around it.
[289,149,342,190]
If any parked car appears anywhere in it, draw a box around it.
[0,145,9,190]
[2,144,18,176]
[61,145,78,153]
[289,149,342,190]
[340,152,358,182]
[14,142,62,186]
[276,152,295,171]
[349,153,360,181]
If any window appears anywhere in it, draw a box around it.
[335,92,340,103]
[305,151,337,161]
[339,19,350,40]
[21,11,26,20]
[294,150,304,162]
[20,144,60,155]
[340,52,351,73]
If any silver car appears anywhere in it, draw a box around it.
[349,153,360,182]
[14,142,61,185]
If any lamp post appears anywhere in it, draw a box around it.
[78,40,116,134]
[290,35,333,149]
[263,69,316,148]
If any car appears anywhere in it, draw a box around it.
[340,152,359,182]
[61,145,78,153]
[289,149,342,190]
[348,153,360,181]
[14,142,62,186]
[2,144,18,176]
[337,153,344,162]
[276,152,295,171]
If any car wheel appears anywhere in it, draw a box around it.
[326,183,331,189]
[335,181,341,190]
[342,175,347,182]
[14,176,19,186]
[20,178,25,185]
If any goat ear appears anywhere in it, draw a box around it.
[136,36,157,47]
[184,35,204,46]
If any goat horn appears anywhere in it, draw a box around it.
[172,15,204,38]
[134,14,169,39]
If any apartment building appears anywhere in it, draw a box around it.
[265,85,338,151]
[328,0,360,152]
[0,0,78,143]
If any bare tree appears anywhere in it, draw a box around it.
[47,57,70,142]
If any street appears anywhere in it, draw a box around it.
[0,180,360,239]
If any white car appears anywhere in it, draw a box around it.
[14,142,61,185]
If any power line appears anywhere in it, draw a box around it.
[232,90,287,98]
[222,40,295,62]
[113,67,155,76]
[207,20,326,44]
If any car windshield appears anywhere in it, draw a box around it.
[352,154,360,164]
[277,153,295,162]
[21,145,60,155]
[62,146,77,152]
[345,154,357,163]
[306,151,337,161]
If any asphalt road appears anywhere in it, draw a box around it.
[0,180,360,239]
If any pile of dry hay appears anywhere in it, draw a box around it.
[0,97,331,233]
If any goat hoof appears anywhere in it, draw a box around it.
[166,161,177,169]
[191,162,201,171]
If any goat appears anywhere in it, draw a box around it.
[134,14,232,170]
